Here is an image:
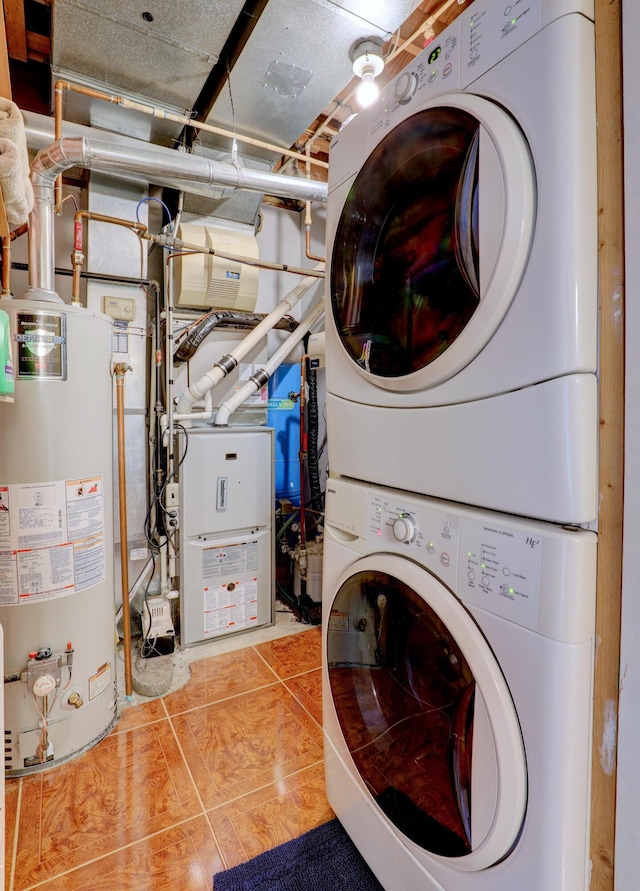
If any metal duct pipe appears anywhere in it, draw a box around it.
[26,134,328,301]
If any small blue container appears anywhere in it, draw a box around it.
[268,363,301,504]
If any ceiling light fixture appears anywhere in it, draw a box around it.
[350,38,385,108]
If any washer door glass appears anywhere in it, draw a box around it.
[330,99,535,391]
[326,556,527,867]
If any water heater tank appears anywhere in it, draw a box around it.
[0,298,117,775]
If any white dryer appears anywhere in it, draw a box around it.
[322,475,596,891]
[325,0,597,525]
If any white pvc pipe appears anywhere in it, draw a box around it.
[174,264,324,414]
[214,299,325,427]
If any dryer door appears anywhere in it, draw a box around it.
[330,95,535,392]
[326,553,527,870]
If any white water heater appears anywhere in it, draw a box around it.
[0,298,117,776]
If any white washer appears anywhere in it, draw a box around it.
[325,0,597,525]
[322,475,596,890]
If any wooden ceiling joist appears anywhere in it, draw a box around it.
[26,30,49,64]
[3,0,27,62]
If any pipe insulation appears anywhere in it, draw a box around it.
[175,264,324,414]
[0,99,34,225]
[27,134,328,301]
[214,300,325,427]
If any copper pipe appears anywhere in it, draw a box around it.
[149,235,325,278]
[152,232,324,279]
[304,143,325,263]
[115,362,133,699]
[53,80,328,185]
[0,184,9,295]
[71,211,148,304]
[54,81,64,213]
[9,222,28,241]
[305,227,324,263]
[1,238,10,295]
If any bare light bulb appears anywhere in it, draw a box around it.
[351,38,385,109]
[357,71,379,107]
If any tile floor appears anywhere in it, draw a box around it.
[5,625,333,891]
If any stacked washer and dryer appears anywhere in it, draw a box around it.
[322,2,598,890]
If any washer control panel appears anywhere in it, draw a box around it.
[365,488,543,631]
[458,515,543,631]
[367,489,460,591]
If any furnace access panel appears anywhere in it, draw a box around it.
[179,427,274,647]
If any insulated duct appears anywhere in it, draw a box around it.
[26,135,328,302]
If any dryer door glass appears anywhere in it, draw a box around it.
[331,107,482,378]
[327,569,478,857]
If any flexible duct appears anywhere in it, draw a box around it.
[26,135,328,301]
[214,300,325,427]
[173,310,298,365]
[175,265,323,414]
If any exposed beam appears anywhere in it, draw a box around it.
[26,30,49,63]
[4,0,27,62]
[0,0,12,99]
[590,1,624,888]
[401,43,424,58]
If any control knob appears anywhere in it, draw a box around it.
[393,516,416,543]
[395,71,418,104]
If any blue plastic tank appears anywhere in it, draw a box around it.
[267,363,301,504]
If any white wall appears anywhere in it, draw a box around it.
[615,4,640,887]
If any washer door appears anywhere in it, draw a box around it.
[326,554,527,870]
[330,95,535,391]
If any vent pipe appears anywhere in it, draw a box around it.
[26,135,328,302]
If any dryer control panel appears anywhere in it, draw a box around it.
[373,17,462,140]
[460,0,542,88]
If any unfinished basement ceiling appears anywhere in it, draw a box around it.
[8,0,470,186]
[49,0,425,163]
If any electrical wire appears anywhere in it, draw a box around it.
[135,196,174,226]
[32,693,49,762]
[139,551,172,659]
